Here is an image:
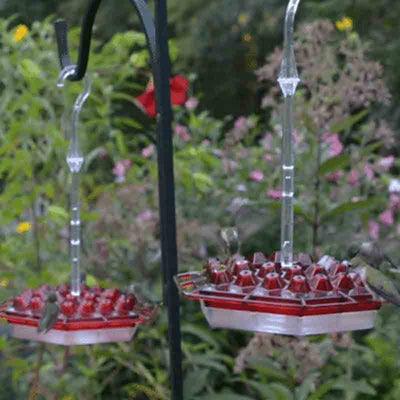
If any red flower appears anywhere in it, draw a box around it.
[135,75,189,117]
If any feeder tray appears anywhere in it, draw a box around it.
[0,284,157,345]
[175,253,382,336]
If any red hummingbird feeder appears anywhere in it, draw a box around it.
[175,253,382,336]
[0,284,156,345]
[0,62,158,345]
[175,0,384,335]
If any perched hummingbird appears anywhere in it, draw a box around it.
[37,292,60,334]
[348,242,400,273]
[348,242,400,307]
[219,227,242,274]
[219,227,240,258]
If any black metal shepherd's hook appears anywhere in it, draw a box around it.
[53,1,183,399]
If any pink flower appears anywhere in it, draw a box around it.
[261,133,273,151]
[325,134,343,157]
[202,139,210,146]
[327,170,344,182]
[249,170,264,182]
[122,159,131,169]
[174,124,191,141]
[347,170,360,186]
[389,194,400,210]
[185,97,199,111]
[112,161,126,177]
[368,220,380,240]
[378,156,395,172]
[234,117,247,131]
[264,154,273,162]
[136,209,153,222]
[363,164,374,180]
[293,129,301,144]
[379,209,394,226]
[267,188,282,200]
[112,159,131,182]
[142,144,155,158]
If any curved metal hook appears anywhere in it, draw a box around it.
[54,0,157,82]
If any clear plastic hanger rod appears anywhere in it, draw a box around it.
[57,67,91,296]
[277,0,301,268]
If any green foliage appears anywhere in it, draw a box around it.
[1,14,400,400]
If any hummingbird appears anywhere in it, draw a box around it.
[347,242,400,273]
[219,227,243,274]
[37,292,60,334]
[219,227,240,257]
[348,242,400,307]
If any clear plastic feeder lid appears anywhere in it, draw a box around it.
[175,252,382,336]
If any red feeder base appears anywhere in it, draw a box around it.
[0,284,157,345]
[175,253,382,336]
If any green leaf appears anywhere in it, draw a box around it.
[333,378,376,396]
[86,274,99,286]
[184,369,209,399]
[18,59,42,80]
[295,373,319,400]
[318,153,350,176]
[268,383,294,400]
[193,172,214,192]
[321,198,382,221]
[188,355,228,374]
[246,381,281,399]
[247,357,289,381]
[195,394,254,400]
[330,110,368,133]
[114,117,143,130]
[48,205,69,220]
[306,380,336,400]
[181,324,220,349]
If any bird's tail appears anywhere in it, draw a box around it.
[384,254,400,272]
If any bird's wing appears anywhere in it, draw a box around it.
[368,283,400,308]
[37,316,47,333]
[37,304,60,334]
[366,266,400,307]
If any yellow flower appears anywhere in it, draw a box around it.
[238,13,250,26]
[242,33,252,42]
[0,278,8,288]
[336,17,353,31]
[16,221,31,234]
[13,24,28,41]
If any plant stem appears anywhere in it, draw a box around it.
[312,130,322,258]
[31,176,42,272]
[29,343,45,399]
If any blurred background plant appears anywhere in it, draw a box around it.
[1,3,400,399]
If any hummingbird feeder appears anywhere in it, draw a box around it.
[175,0,383,335]
[0,0,181,347]
[0,65,158,346]
[1,0,183,396]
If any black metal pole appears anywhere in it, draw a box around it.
[153,0,183,398]
[53,2,183,399]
